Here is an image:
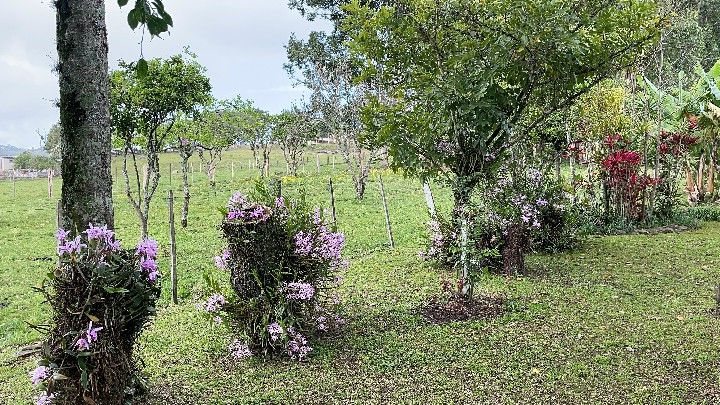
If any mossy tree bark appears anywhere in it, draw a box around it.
[55,2,129,403]
[56,0,114,233]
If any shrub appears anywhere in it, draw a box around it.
[32,226,161,404]
[599,134,658,221]
[421,165,579,275]
[201,187,346,361]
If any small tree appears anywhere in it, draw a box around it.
[110,53,212,237]
[273,106,318,176]
[13,151,32,170]
[345,0,661,292]
[42,123,62,164]
[166,116,199,228]
[224,97,273,176]
[194,104,239,187]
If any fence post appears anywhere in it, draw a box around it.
[168,190,178,305]
[329,177,337,226]
[378,174,395,248]
[422,182,437,219]
[48,170,54,198]
[169,163,173,187]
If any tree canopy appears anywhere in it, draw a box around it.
[344,0,662,197]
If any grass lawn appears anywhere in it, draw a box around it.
[1,148,719,404]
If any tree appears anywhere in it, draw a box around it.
[110,53,212,237]
[195,101,244,186]
[287,31,377,198]
[42,123,61,163]
[273,106,318,176]
[345,0,661,292]
[13,151,32,170]
[51,0,172,402]
[167,117,199,228]
[227,98,273,177]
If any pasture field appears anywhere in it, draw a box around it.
[1,148,719,404]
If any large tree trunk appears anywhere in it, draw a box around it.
[55,1,132,403]
[57,0,113,233]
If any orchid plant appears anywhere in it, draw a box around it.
[201,185,346,361]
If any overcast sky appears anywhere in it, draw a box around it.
[0,1,329,149]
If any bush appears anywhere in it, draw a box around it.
[32,226,161,404]
[200,186,346,361]
[421,165,580,275]
[685,205,720,222]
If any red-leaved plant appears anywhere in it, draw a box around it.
[600,134,658,221]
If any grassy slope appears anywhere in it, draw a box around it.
[1,148,719,404]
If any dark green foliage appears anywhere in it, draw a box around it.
[120,0,173,37]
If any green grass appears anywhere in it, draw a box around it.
[1,148,719,404]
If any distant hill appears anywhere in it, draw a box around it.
[0,145,48,157]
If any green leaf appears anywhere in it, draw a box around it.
[147,17,168,36]
[127,8,140,30]
[118,0,130,6]
[161,10,173,27]
[103,286,129,294]
[137,58,149,78]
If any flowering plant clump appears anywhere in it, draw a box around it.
[421,165,578,276]
[599,133,658,221]
[419,216,457,267]
[201,186,346,361]
[32,225,161,403]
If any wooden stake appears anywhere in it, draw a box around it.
[329,177,337,226]
[169,163,173,187]
[168,190,178,305]
[48,169,53,198]
[378,174,395,248]
[422,182,437,219]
